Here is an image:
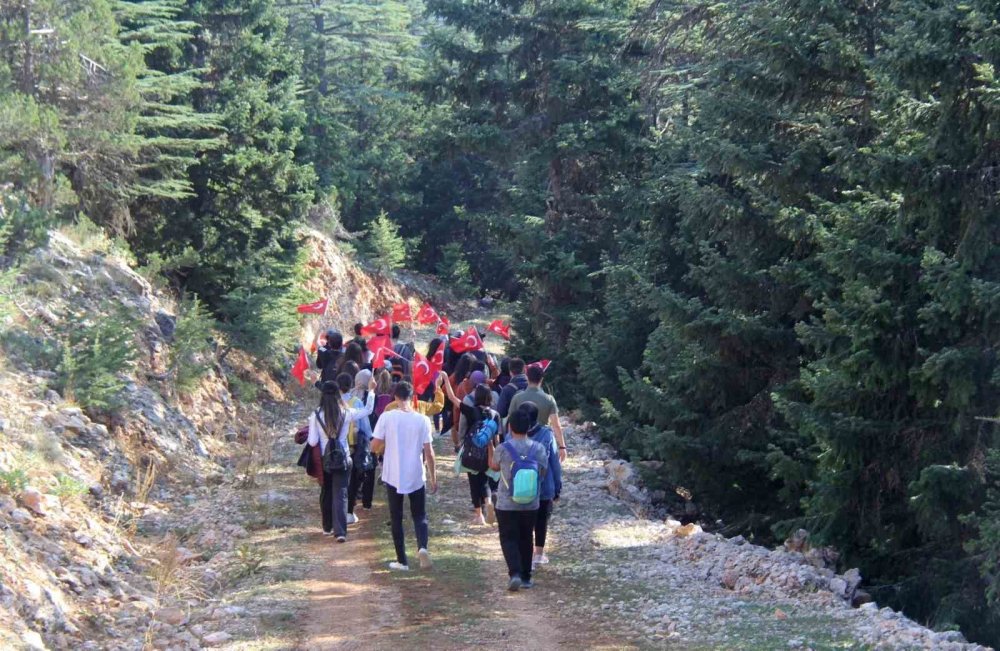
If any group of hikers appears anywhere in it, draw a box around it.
[297,321,565,591]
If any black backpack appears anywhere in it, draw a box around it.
[318,409,350,473]
[460,406,495,473]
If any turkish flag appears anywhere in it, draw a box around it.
[361,315,391,337]
[291,348,310,386]
[450,326,484,354]
[416,303,439,325]
[429,346,444,374]
[296,298,328,315]
[412,353,433,395]
[391,302,412,323]
[436,316,450,336]
[527,359,552,372]
[368,334,392,355]
[487,319,511,340]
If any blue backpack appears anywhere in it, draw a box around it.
[502,440,540,504]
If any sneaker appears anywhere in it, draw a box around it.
[532,555,540,570]
[336,535,347,543]
[389,562,409,571]
[485,502,496,525]
[323,531,334,537]
[472,514,487,526]
[346,513,359,525]
[521,579,534,589]
[418,548,433,570]
[507,576,522,592]
[537,553,549,565]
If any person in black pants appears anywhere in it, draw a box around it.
[487,409,548,591]
[371,382,438,571]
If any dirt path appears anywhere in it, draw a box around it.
[283,429,617,651]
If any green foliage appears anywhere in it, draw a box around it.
[0,192,51,260]
[0,327,61,372]
[436,242,473,297]
[53,474,89,501]
[170,294,216,393]
[0,468,29,495]
[364,211,406,273]
[58,304,139,412]
[968,450,1000,610]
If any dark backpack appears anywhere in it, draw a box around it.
[318,409,350,473]
[460,407,496,473]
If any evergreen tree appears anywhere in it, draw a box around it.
[133,0,316,355]
[364,210,406,272]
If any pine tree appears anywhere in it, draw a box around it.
[364,211,406,273]
[132,0,316,359]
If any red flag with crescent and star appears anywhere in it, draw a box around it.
[487,319,511,340]
[450,326,484,354]
[416,303,439,325]
[361,315,392,337]
[296,298,328,315]
[291,347,310,386]
[412,353,433,395]
[436,316,450,336]
[391,302,412,323]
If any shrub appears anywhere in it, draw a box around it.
[53,474,88,501]
[437,242,474,297]
[0,327,60,372]
[0,191,51,260]
[170,295,216,393]
[363,211,406,273]
[0,468,28,495]
[58,303,139,412]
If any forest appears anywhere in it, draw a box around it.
[1,0,999,645]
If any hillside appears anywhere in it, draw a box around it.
[0,226,989,650]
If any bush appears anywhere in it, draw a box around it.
[0,327,61,372]
[53,474,88,501]
[0,191,51,260]
[437,242,474,296]
[0,468,28,495]
[58,303,139,412]
[170,295,216,393]
[363,211,406,273]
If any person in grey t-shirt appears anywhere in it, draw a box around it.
[488,409,548,591]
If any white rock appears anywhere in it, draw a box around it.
[20,487,45,515]
[202,631,232,646]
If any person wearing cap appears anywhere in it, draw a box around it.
[307,375,376,542]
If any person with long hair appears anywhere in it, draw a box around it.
[347,369,376,521]
[315,329,344,383]
[337,341,366,375]
[306,375,375,542]
[449,353,479,433]
[458,384,501,526]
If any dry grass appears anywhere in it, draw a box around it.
[235,407,275,489]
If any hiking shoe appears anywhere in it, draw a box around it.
[507,576,522,592]
[389,562,409,571]
[521,579,534,590]
[336,535,347,543]
[485,502,496,525]
[418,548,433,570]
[346,513,359,525]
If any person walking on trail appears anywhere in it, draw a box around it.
[497,357,528,418]
[488,408,548,591]
[347,370,376,523]
[372,381,437,571]
[517,402,562,568]
[458,385,502,526]
[315,329,344,383]
[383,371,452,418]
[508,365,568,462]
[307,376,376,542]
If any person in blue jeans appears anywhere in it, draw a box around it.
[487,408,548,592]
[516,403,563,568]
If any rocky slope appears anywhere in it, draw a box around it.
[0,225,425,650]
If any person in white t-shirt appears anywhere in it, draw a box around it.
[372,381,437,571]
